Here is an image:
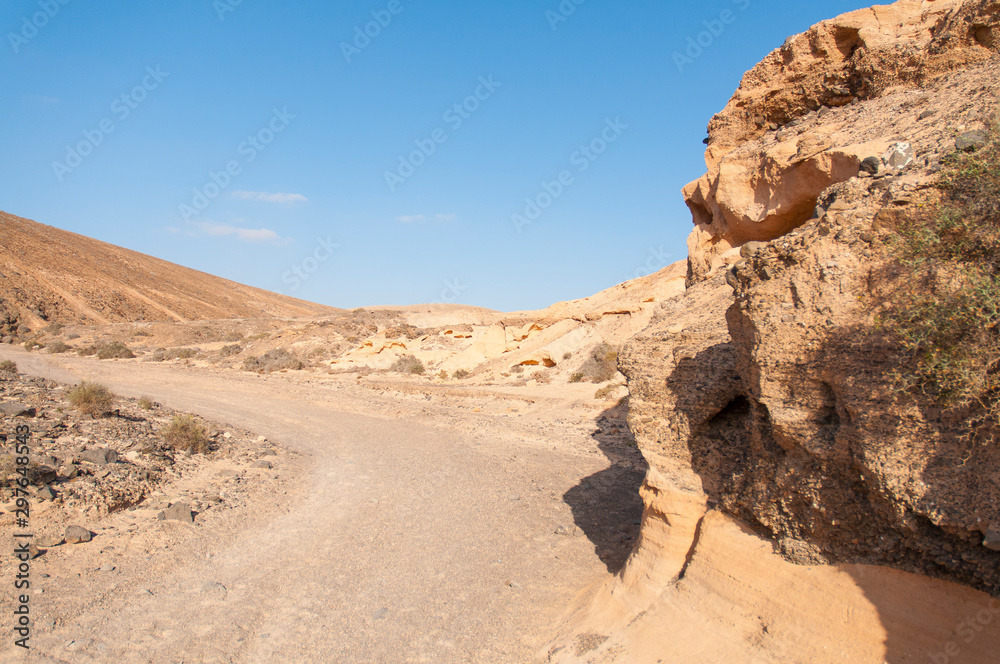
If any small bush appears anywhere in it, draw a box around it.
[595,385,621,400]
[132,330,152,338]
[532,371,551,385]
[223,332,244,342]
[43,322,64,335]
[243,348,303,373]
[23,340,43,352]
[563,352,573,360]
[138,396,155,411]
[46,341,71,354]
[389,354,425,375]
[161,415,210,454]
[66,333,80,340]
[68,381,115,417]
[873,118,1000,429]
[510,365,524,374]
[0,360,17,374]
[77,345,98,357]
[96,341,135,360]
[569,372,585,383]
[578,343,620,383]
[219,344,243,357]
[437,370,449,379]
[453,369,471,379]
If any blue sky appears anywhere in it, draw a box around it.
[2,0,874,312]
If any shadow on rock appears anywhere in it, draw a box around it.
[563,397,648,574]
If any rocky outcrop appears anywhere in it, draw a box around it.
[685,0,1000,282]
[547,1,1000,661]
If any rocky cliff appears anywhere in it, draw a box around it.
[546,1,1000,661]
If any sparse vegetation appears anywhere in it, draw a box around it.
[570,372,586,383]
[0,360,17,374]
[242,348,304,373]
[389,354,425,375]
[437,369,449,379]
[67,381,115,417]
[96,341,135,360]
[595,384,622,400]
[453,369,470,379]
[510,365,524,374]
[23,340,43,351]
[877,119,1000,425]
[43,322,64,335]
[223,332,245,342]
[77,344,98,357]
[161,415,210,454]
[578,342,621,383]
[219,344,243,357]
[46,341,71,354]
[148,347,199,362]
[562,352,573,360]
[138,396,155,410]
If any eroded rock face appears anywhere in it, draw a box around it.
[685,0,1000,282]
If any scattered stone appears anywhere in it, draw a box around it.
[918,109,937,120]
[984,527,1000,552]
[740,241,768,258]
[200,582,228,598]
[956,129,988,152]
[372,607,389,620]
[65,525,93,544]
[79,448,119,466]
[157,502,194,523]
[252,460,273,470]
[0,403,36,417]
[36,535,63,548]
[859,156,881,175]
[883,142,914,170]
[99,564,115,573]
[555,525,580,537]
[36,486,56,501]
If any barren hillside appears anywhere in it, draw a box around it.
[0,211,336,335]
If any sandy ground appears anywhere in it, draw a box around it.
[0,345,645,664]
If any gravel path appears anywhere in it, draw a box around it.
[0,348,633,664]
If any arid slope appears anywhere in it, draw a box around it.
[0,211,335,334]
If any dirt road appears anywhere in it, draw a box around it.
[0,347,641,663]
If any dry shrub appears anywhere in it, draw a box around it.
[389,354,425,375]
[161,415,210,454]
[243,348,303,373]
[875,119,1000,429]
[46,341,71,354]
[0,360,17,374]
[96,341,135,360]
[68,381,115,417]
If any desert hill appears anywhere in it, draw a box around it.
[0,211,336,336]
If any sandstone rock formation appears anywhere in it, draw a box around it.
[684,0,1000,282]
[547,1,1000,661]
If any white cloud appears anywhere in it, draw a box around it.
[435,213,457,222]
[232,191,308,204]
[193,221,290,245]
